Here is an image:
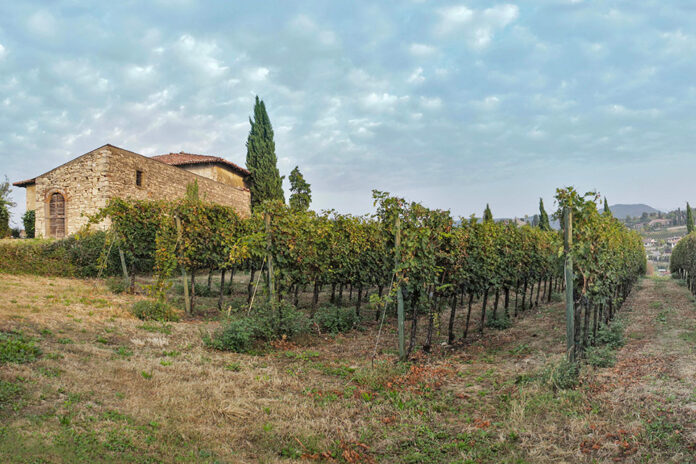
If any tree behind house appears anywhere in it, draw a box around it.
[483,204,493,223]
[245,96,285,209]
[538,198,550,230]
[603,197,612,216]
[289,166,311,211]
[0,176,15,238]
[22,210,35,238]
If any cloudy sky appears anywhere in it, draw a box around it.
[1,1,696,225]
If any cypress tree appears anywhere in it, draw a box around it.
[246,96,285,209]
[483,204,493,223]
[538,198,551,230]
[687,202,694,234]
[603,198,612,216]
[22,210,35,238]
[289,166,311,211]
[0,176,14,238]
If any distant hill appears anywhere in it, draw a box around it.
[602,204,660,219]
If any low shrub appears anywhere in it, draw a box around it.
[130,300,179,322]
[585,345,617,367]
[255,301,312,340]
[485,311,512,330]
[0,231,121,277]
[206,318,256,353]
[207,302,312,353]
[106,277,129,294]
[60,231,122,277]
[594,320,625,349]
[0,331,42,364]
[314,305,359,333]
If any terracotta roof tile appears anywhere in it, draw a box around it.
[152,152,250,176]
[13,178,36,187]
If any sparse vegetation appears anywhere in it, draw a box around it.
[0,331,42,364]
[313,305,359,334]
[129,300,179,322]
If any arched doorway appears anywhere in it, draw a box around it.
[48,192,66,238]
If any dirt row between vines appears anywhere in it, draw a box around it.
[1,273,694,463]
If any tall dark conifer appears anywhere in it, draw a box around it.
[483,204,493,223]
[603,198,612,216]
[687,202,694,234]
[538,198,550,230]
[246,96,285,208]
[289,166,311,211]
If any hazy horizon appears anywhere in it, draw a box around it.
[2,1,696,226]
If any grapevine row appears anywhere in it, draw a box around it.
[89,185,645,359]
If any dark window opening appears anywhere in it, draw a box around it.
[136,170,143,187]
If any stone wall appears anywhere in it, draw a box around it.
[105,146,251,215]
[182,164,248,189]
[25,184,36,212]
[30,144,251,237]
[33,149,110,237]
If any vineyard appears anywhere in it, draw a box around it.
[85,185,645,365]
[670,231,696,295]
[11,186,696,464]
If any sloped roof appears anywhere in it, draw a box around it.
[13,178,36,187]
[152,152,250,176]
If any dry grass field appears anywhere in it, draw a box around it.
[1,273,695,463]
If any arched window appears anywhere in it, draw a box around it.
[48,193,66,238]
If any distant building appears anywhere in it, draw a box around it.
[648,218,671,228]
[13,144,251,238]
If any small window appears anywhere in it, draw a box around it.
[136,170,143,187]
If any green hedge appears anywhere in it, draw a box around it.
[0,231,121,277]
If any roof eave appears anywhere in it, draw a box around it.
[13,178,36,187]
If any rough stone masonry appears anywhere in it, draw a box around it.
[13,144,251,238]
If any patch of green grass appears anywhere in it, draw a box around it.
[57,338,74,344]
[656,310,668,324]
[101,410,134,424]
[0,379,23,410]
[225,362,241,372]
[508,344,532,357]
[678,328,696,344]
[36,366,62,377]
[0,331,42,364]
[114,346,133,357]
[642,417,686,453]
[138,322,172,334]
[384,424,522,464]
[283,350,320,361]
[140,371,152,380]
[585,345,617,367]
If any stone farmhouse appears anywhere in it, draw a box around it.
[13,144,251,238]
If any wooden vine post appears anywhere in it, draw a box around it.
[175,216,191,315]
[395,214,405,361]
[118,248,129,282]
[563,206,575,362]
